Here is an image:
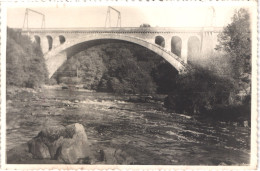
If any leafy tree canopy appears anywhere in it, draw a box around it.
[6,28,48,88]
[216,8,251,82]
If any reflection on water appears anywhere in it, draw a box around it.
[6,89,250,165]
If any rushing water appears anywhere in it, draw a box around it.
[6,88,250,165]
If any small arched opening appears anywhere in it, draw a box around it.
[34,35,41,45]
[46,35,53,51]
[187,36,200,64]
[59,35,66,44]
[155,36,165,48]
[171,36,182,57]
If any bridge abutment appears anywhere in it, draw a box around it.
[46,51,67,77]
[53,36,61,49]
[164,37,171,53]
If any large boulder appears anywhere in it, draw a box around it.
[28,123,91,164]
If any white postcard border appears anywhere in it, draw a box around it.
[0,0,258,170]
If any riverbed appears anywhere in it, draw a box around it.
[6,88,250,165]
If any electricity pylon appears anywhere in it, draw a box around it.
[105,6,121,27]
[204,6,216,27]
[23,8,45,30]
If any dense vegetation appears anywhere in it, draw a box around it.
[53,43,177,94]
[165,8,251,122]
[216,8,251,95]
[6,28,48,88]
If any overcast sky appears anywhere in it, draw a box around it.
[7,5,247,28]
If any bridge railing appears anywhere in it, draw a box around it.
[21,26,223,33]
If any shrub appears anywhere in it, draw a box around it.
[164,68,234,115]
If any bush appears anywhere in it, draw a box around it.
[164,68,234,115]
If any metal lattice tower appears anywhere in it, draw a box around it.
[23,8,45,30]
[204,7,216,27]
[105,6,121,27]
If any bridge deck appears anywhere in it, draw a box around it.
[21,27,223,33]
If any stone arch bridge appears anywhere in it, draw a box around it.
[22,27,222,78]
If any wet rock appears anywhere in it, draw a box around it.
[28,123,91,164]
[7,143,64,164]
[62,86,68,89]
[218,162,228,165]
[232,122,238,126]
[243,120,249,127]
[28,139,51,159]
[57,124,91,164]
[102,148,136,164]
[7,143,33,163]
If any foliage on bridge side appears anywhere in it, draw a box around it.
[6,28,48,88]
[164,8,251,123]
[165,68,236,113]
[164,67,250,122]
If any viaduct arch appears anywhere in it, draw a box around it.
[24,27,221,78]
[35,34,188,78]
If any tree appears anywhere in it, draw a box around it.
[140,23,151,28]
[216,8,251,94]
[164,68,234,115]
[6,28,48,88]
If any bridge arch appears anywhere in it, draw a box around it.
[46,35,53,51]
[59,35,66,44]
[155,35,165,48]
[34,35,41,45]
[44,34,187,78]
[187,36,201,63]
[171,36,182,57]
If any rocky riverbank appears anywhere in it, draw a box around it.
[8,123,136,164]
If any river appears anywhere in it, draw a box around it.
[6,88,250,165]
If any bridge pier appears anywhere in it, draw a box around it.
[53,36,60,49]
[200,31,218,58]
[164,37,171,52]
[41,37,49,54]
[181,38,188,63]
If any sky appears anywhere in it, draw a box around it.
[6,5,247,29]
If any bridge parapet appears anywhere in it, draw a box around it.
[22,26,223,33]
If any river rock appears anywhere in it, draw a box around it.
[28,123,91,164]
[28,138,51,159]
[101,148,136,164]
